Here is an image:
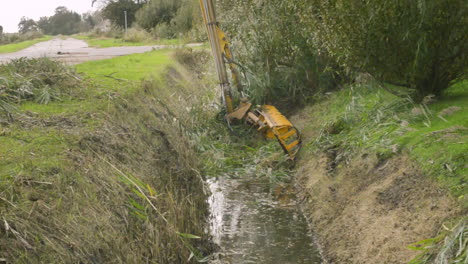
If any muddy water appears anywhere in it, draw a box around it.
[207,175,322,264]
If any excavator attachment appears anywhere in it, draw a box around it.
[199,0,302,159]
[243,105,302,158]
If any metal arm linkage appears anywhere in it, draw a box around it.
[199,0,302,159]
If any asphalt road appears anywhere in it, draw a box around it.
[0,38,201,65]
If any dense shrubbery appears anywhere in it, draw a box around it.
[217,1,347,105]
[37,7,83,35]
[97,0,203,40]
[102,0,144,29]
[135,0,180,31]
[136,0,201,39]
[18,17,38,34]
[0,31,44,45]
[302,0,467,101]
[217,0,467,103]
[122,27,151,42]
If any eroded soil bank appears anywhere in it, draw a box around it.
[291,116,463,263]
[296,153,459,263]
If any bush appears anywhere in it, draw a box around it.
[136,0,201,40]
[88,26,124,39]
[0,31,43,45]
[216,0,347,105]
[37,7,82,35]
[152,23,175,39]
[122,27,151,42]
[102,0,143,29]
[303,0,467,101]
[136,0,181,31]
[170,0,198,34]
[173,48,211,74]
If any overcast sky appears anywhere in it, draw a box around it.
[1,0,99,33]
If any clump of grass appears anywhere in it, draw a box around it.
[0,58,82,117]
[409,219,467,264]
[173,48,211,75]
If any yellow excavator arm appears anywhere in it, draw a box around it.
[199,0,302,159]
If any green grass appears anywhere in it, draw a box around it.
[1,49,174,193]
[0,127,69,176]
[396,82,467,198]
[76,49,172,81]
[0,49,214,262]
[302,80,467,198]
[75,35,183,48]
[0,36,53,54]
[0,49,175,176]
[19,99,96,116]
[75,49,173,97]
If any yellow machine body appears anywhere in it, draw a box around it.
[199,0,302,158]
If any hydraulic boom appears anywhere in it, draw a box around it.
[199,0,302,158]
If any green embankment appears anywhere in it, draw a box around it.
[74,35,182,48]
[0,36,53,54]
[0,49,213,263]
[292,80,467,263]
[300,81,467,199]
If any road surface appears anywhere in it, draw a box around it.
[0,38,201,65]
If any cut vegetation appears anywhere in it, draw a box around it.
[0,49,215,263]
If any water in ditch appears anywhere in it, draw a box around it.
[207,174,323,264]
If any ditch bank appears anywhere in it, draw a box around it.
[295,152,458,263]
[0,51,214,263]
[290,83,466,263]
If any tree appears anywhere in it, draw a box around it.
[38,7,82,35]
[50,7,82,35]
[135,0,181,31]
[102,0,143,28]
[18,17,38,34]
[82,12,97,30]
[0,25,3,37]
[303,0,467,100]
[37,17,52,34]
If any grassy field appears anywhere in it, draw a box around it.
[0,36,53,54]
[75,35,183,48]
[75,49,172,85]
[0,49,213,263]
[15,49,174,116]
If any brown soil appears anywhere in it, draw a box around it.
[295,152,459,264]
